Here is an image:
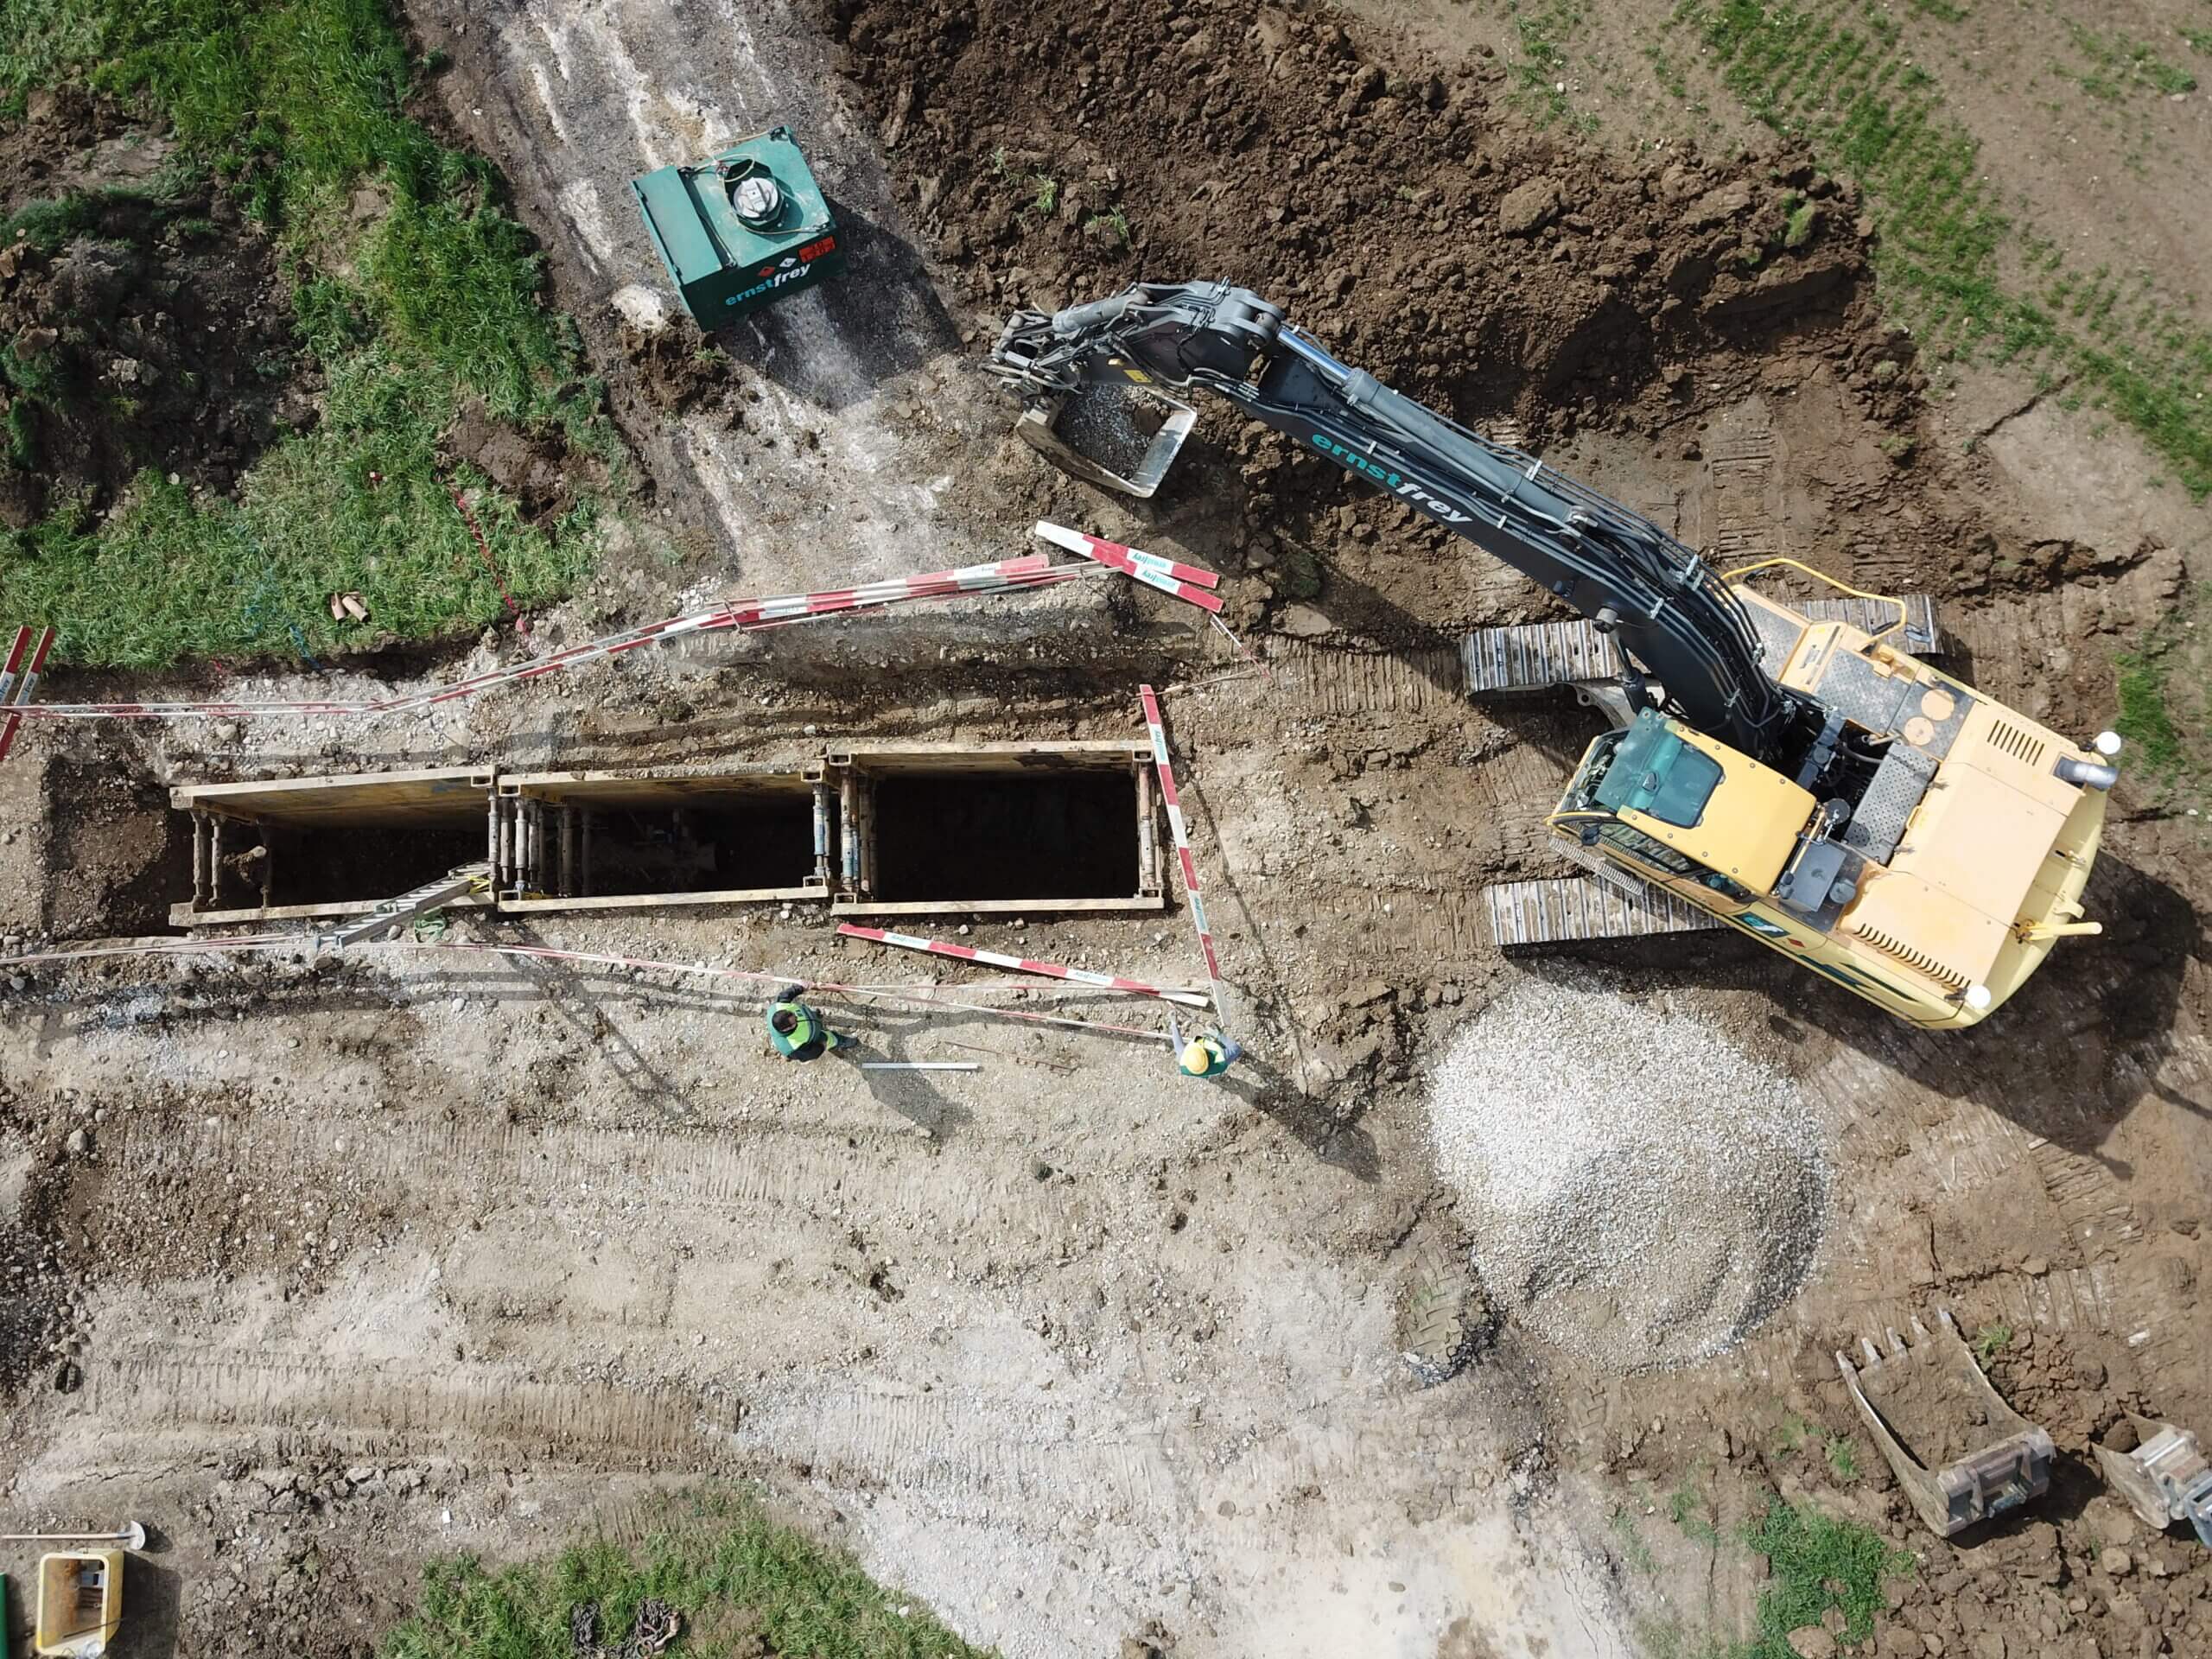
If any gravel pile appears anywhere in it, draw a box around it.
[1427,972,1829,1371]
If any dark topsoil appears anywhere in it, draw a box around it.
[0,88,307,527]
[804,0,1935,631]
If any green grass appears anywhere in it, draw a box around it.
[0,0,613,667]
[1027,171,1058,216]
[1730,1498,1914,1658]
[2113,587,2209,798]
[1669,1484,1722,1544]
[1611,1506,1660,1576]
[1083,205,1132,248]
[1504,0,1599,130]
[1823,1433,1859,1481]
[380,1491,991,1659]
[2059,22,2197,99]
[1971,1320,2013,1362]
[1671,0,2212,497]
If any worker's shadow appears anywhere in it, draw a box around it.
[712,197,963,414]
[840,1008,976,1141]
[1217,1051,1381,1183]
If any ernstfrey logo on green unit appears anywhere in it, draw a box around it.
[1308,433,1471,523]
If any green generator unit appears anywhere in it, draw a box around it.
[631,125,844,325]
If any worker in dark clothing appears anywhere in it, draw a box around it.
[766,984,851,1061]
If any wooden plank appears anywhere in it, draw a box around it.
[169,766,496,823]
[502,887,822,913]
[832,896,1166,916]
[171,895,494,929]
[836,741,1148,772]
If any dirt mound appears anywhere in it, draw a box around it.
[810,0,1922,637]
[822,0,1872,413]
[1426,971,1828,1371]
[0,155,302,526]
[0,101,302,526]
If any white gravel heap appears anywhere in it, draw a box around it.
[1427,971,1829,1371]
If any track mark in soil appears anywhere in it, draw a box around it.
[85,1351,738,1465]
[1268,643,1467,715]
[748,1389,1178,1526]
[107,1114,1102,1249]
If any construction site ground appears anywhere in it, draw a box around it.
[1,1,2209,1656]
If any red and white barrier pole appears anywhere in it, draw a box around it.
[1140,683,1228,1021]
[1033,523,1224,614]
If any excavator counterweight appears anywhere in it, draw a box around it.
[990,280,2119,1028]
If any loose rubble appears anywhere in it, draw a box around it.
[1427,970,1828,1370]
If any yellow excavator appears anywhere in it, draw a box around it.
[991,282,2118,1028]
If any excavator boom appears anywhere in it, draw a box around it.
[993,282,1797,761]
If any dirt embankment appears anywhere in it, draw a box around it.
[807,0,1928,622]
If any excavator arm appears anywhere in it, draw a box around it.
[989,280,1808,765]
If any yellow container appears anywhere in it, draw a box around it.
[35,1549,122,1657]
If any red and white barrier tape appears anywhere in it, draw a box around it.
[1139,683,1227,1020]
[1,555,1087,725]
[1034,523,1224,614]
[836,923,1211,1007]
[1,934,1175,1042]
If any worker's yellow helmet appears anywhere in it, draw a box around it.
[1179,1039,1212,1076]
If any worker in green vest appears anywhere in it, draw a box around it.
[1177,1029,1243,1080]
[766,984,851,1062]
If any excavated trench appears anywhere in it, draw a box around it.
[868,771,1141,905]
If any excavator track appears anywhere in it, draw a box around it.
[1484,874,1727,949]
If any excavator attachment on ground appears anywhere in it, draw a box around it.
[990,280,2122,1028]
[2096,1414,2212,1547]
[1837,1309,2054,1537]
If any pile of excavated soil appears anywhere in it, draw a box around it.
[1426,972,1827,1371]
[810,0,1927,633]
[0,93,305,527]
[820,0,1885,421]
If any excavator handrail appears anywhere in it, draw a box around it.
[1720,556,1910,647]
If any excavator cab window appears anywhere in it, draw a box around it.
[1593,709,1724,829]
[1597,822,1755,907]
[1560,731,1624,812]
[1598,822,1695,875]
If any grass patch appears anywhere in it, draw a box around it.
[380,1491,989,1659]
[1823,1433,1859,1481]
[1611,1506,1660,1576]
[1083,205,1132,248]
[1671,0,2212,497]
[2113,587,2209,800]
[0,0,614,667]
[1971,1320,2013,1362]
[2059,22,2197,99]
[1503,0,1599,130]
[1669,1484,1722,1544]
[1732,1497,1914,1657]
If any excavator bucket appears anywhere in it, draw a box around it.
[1834,1308,2054,1537]
[2095,1413,2212,1547]
[1014,384,1196,498]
